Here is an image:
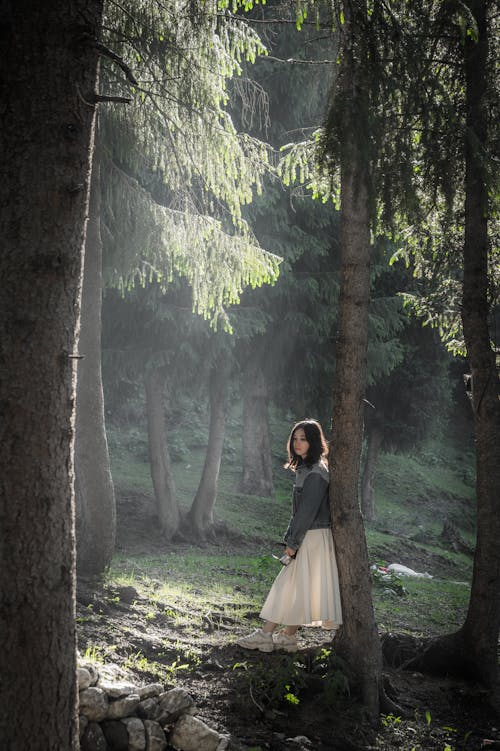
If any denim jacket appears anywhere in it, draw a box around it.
[283,461,331,551]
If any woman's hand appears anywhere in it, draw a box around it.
[285,546,296,557]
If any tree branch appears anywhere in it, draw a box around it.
[95,41,138,85]
[88,92,132,104]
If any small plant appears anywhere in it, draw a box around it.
[381,713,402,728]
[82,645,105,663]
[371,564,408,597]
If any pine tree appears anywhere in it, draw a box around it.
[0,3,103,747]
[75,0,281,571]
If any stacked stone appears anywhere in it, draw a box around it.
[78,665,229,751]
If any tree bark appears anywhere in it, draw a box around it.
[383,1,499,705]
[144,367,180,539]
[240,360,274,497]
[188,356,230,539]
[361,423,384,521]
[0,3,103,749]
[75,152,117,578]
[328,0,386,723]
[459,0,500,691]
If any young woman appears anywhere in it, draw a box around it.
[236,419,343,653]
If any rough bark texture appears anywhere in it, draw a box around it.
[145,368,180,539]
[75,154,117,578]
[328,1,385,723]
[361,423,384,521]
[240,361,274,497]
[384,1,499,705]
[459,0,500,691]
[188,357,230,539]
[0,3,103,749]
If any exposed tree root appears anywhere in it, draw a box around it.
[381,630,500,717]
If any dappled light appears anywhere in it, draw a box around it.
[1,0,499,749]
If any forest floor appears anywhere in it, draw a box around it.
[77,482,500,751]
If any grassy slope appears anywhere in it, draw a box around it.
[74,411,490,750]
[105,406,476,641]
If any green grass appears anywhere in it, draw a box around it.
[105,414,476,640]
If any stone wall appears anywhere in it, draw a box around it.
[78,664,229,751]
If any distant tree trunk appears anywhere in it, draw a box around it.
[0,3,103,749]
[188,356,230,539]
[75,152,116,578]
[144,367,180,539]
[361,422,384,521]
[328,1,388,723]
[240,360,274,497]
[382,0,499,705]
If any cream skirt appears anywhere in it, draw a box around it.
[260,528,343,629]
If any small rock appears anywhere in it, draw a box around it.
[158,687,196,725]
[79,687,109,722]
[99,681,139,699]
[107,694,141,719]
[101,720,129,751]
[286,736,312,746]
[81,721,108,751]
[80,663,100,686]
[137,698,161,721]
[78,667,93,690]
[144,719,167,751]
[122,717,146,751]
[170,715,220,751]
[138,683,164,700]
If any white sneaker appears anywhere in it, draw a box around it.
[236,629,274,653]
[273,632,298,652]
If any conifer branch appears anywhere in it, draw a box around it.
[267,55,336,65]
[90,93,132,104]
[95,41,139,85]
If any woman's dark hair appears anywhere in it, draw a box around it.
[286,419,329,469]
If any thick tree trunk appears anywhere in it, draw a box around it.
[144,368,180,539]
[240,360,274,497]
[459,0,500,691]
[383,1,499,705]
[0,3,103,749]
[188,357,230,539]
[328,1,386,723]
[361,423,384,521]
[75,154,117,578]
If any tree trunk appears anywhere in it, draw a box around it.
[188,356,230,539]
[0,3,103,749]
[75,152,117,578]
[382,0,499,706]
[328,1,386,723]
[459,0,500,691]
[361,423,384,521]
[144,367,180,539]
[240,360,274,497]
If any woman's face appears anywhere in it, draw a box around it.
[292,428,310,459]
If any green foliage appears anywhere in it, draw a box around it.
[101,159,280,330]
[370,566,408,598]
[99,0,281,327]
[275,0,499,354]
[232,649,349,712]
